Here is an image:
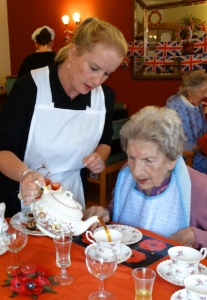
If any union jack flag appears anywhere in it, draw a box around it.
[164,56,182,71]
[181,54,203,71]
[155,41,182,57]
[127,42,148,57]
[145,56,165,72]
[202,53,207,70]
[134,56,141,67]
[193,37,207,54]
[134,57,142,73]
[120,57,130,68]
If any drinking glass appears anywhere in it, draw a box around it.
[132,268,156,300]
[1,224,28,275]
[86,245,117,300]
[53,235,73,285]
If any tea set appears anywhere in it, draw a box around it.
[157,245,207,299]
[4,180,207,298]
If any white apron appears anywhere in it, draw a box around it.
[23,66,106,209]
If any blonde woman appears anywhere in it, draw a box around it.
[0,18,127,217]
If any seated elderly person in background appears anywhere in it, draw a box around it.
[166,70,207,174]
[84,106,207,249]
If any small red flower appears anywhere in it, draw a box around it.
[36,275,51,287]
[126,250,146,263]
[10,276,24,294]
[138,239,167,252]
[2,264,58,299]
[20,277,44,295]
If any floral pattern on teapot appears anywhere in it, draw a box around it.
[33,203,75,236]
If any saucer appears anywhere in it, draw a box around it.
[94,225,142,245]
[84,243,132,264]
[10,210,45,236]
[157,259,207,286]
[170,288,186,300]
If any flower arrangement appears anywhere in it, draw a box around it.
[181,13,202,32]
[2,264,59,299]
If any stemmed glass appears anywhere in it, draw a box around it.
[86,245,117,300]
[1,224,28,275]
[53,235,73,285]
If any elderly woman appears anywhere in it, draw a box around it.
[84,106,207,249]
[166,70,207,173]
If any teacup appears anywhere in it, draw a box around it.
[168,246,207,281]
[184,274,207,300]
[86,229,123,255]
[26,211,34,220]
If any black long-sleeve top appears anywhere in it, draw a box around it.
[0,63,115,217]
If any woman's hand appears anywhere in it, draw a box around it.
[170,227,195,247]
[83,206,110,232]
[20,172,46,206]
[83,152,105,173]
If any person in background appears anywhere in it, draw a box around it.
[84,106,207,249]
[18,25,56,77]
[166,70,207,174]
[0,18,127,217]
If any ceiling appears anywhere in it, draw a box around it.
[135,0,206,9]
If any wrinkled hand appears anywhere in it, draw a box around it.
[83,206,110,232]
[83,152,105,174]
[170,227,195,247]
[20,172,46,206]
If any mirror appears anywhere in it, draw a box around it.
[133,0,207,79]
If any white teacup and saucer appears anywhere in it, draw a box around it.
[157,246,207,286]
[85,229,132,263]
[170,274,207,300]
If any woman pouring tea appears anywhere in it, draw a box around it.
[0,18,127,217]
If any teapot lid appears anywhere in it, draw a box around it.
[41,191,83,220]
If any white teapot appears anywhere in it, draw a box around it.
[31,181,100,238]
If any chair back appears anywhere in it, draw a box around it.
[182,150,195,167]
[112,117,129,141]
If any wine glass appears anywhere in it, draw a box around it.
[53,235,73,285]
[86,245,117,300]
[1,224,28,275]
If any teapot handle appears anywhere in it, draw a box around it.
[34,180,49,194]
[86,231,97,245]
[200,247,207,259]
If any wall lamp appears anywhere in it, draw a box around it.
[62,13,81,43]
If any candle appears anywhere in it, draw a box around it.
[21,263,37,276]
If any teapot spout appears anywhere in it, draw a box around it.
[74,216,100,236]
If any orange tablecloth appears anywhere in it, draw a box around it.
[0,224,205,300]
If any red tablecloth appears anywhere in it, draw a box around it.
[0,224,205,300]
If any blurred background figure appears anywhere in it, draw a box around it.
[18,25,56,77]
[166,70,207,174]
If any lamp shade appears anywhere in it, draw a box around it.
[73,12,80,23]
[62,15,69,25]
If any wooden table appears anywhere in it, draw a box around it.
[0,225,205,300]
